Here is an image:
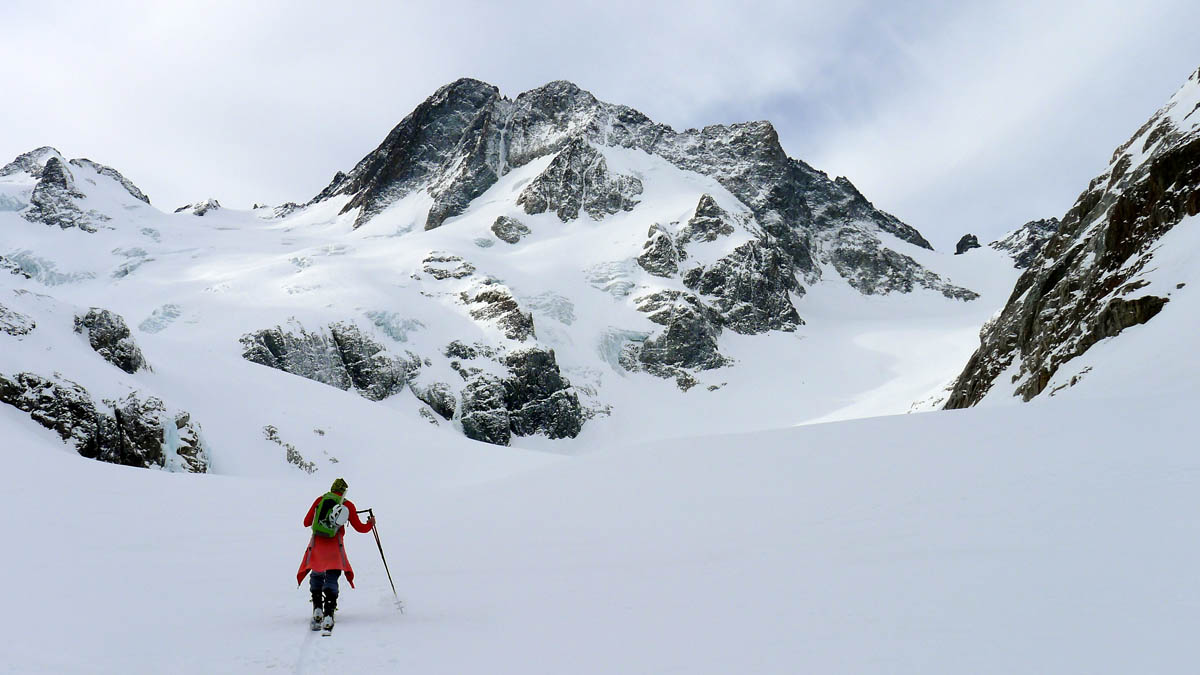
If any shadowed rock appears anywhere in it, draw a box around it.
[0,372,208,473]
[955,234,981,254]
[491,216,531,244]
[74,308,148,374]
[947,68,1200,407]
[516,137,642,221]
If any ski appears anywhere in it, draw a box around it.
[320,614,335,636]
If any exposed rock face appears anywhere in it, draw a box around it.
[516,137,643,220]
[683,239,802,333]
[174,199,221,216]
[490,215,531,243]
[627,195,803,387]
[0,303,35,336]
[0,146,62,178]
[0,372,208,472]
[411,381,457,420]
[636,224,683,277]
[4,149,149,232]
[458,347,584,445]
[422,252,476,280]
[240,321,418,401]
[630,290,729,389]
[461,281,536,341]
[23,157,104,232]
[459,375,511,445]
[74,308,148,374]
[678,194,735,245]
[309,79,961,299]
[990,218,1061,268]
[946,67,1200,407]
[955,234,981,254]
[308,79,503,230]
[830,229,979,300]
[501,348,583,439]
[272,202,303,219]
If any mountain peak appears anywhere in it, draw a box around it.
[1,146,65,178]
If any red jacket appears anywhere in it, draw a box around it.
[296,495,373,588]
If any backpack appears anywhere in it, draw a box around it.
[312,492,349,538]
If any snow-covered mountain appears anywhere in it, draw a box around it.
[4,73,1200,675]
[0,79,997,465]
[947,66,1200,407]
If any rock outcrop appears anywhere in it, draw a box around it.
[627,290,728,390]
[23,157,102,232]
[491,215,530,243]
[422,252,476,280]
[516,137,643,220]
[74,308,148,374]
[174,199,221,216]
[677,194,735,245]
[0,146,61,178]
[683,239,803,333]
[636,224,683,278]
[411,381,457,420]
[0,303,35,336]
[4,149,149,231]
[457,347,584,445]
[989,218,1061,268]
[240,321,419,401]
[947,67,1200,407]
[461,280,536,342]
[627,195,805,388]
[955,234,981,254]
[0,372,208,472]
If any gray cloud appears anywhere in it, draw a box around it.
[1,0,1196,248]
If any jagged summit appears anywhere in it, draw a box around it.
[310,77,960,303]
[0,147,152,232]
[0,146,65,178]
[0,79,989,453]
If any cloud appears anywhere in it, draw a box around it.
[1,0,1196,247]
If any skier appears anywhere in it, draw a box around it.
[296,478,375,633]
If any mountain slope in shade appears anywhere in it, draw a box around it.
[947,66,1200,407]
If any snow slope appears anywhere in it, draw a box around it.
[0,143,1018,464]
[4,389,1198,674]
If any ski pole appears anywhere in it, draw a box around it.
[359,509,400,605]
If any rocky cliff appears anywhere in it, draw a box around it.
[947,67,1200,407]
[312,79,967,299]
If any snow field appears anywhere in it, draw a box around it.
[5,392,1200,673]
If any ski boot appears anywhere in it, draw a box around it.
[310,590,324,631]
[321,589,338,634]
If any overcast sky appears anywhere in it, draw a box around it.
[2,0,1197,249]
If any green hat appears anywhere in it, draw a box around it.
[331,478,348,494]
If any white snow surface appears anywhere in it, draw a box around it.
[0,143,1019,457]
[5,392,1200,673]
[3,142,1199,672]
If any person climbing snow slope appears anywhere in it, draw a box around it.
[296,478,374,633]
